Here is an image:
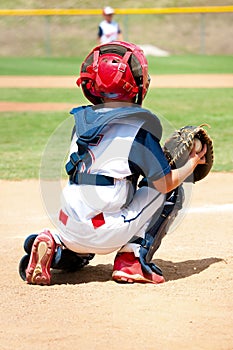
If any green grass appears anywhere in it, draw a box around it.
[0,57,83,76]
[0,112,67,179]
[0,87,232,178]
[147,55,233,74]
[0,55,232,75]
[145,89,233,172]
[0,88,86,103]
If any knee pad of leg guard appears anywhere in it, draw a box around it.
[23,234,38,254]
[52,248,95,272]
[19,254,30,281]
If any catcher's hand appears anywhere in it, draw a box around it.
[163,124,214,182]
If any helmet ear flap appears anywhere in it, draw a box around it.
[82,83,103,105]
[137,84,143,106]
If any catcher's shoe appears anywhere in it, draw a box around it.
[19,233,95,282]
[26,229,56,285]
[112,252,165,284]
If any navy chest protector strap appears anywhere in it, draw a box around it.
[66,105,162,186]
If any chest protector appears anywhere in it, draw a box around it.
[66,104,162,186]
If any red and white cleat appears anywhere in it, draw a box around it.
[26,230,56,285]
[112,252,165,284]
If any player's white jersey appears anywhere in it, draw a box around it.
[99,20,120,44]
[58,114,165,254]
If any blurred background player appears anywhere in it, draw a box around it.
[97,6,123,44]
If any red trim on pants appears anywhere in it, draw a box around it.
[59,209,68,225]
[59,209,105,229]
[91,212,105,229]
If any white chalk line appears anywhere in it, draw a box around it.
[184,203,233,214]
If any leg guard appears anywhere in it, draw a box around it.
[146,186,184,262]
[52,247,95,272]
[133,186,184,275]
[19,254,30,281]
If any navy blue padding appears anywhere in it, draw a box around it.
[67,105,163,186]
[70,105,162,144]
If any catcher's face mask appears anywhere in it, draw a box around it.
[77,41,150,105]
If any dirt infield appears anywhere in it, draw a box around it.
[1,74,233,88]
[1,74,233,350]
[0,174,233,350]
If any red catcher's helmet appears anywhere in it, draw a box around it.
[76,41,150,105]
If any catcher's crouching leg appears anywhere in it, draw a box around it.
[134,186,184,277]
[19,230,94,284]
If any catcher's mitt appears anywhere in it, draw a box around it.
[163,124,214,182]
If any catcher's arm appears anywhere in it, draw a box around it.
[152,144,207,194]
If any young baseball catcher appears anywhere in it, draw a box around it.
[19,41,213,285]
